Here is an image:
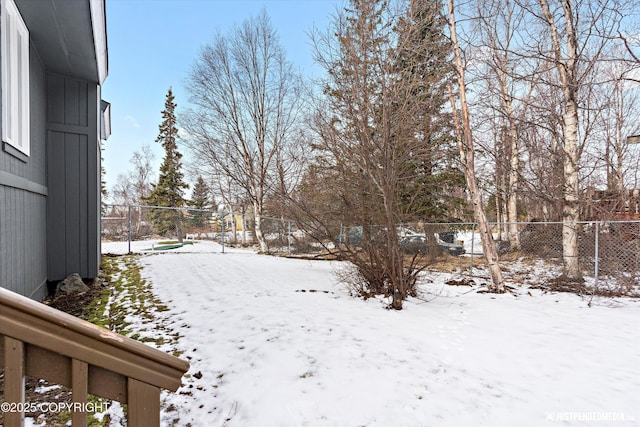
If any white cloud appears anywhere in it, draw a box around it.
[123,114,141,129]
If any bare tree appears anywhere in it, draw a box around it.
[596,61,640,193]
[130,145,155,203]
[269,127,310,219]
[311,0,408,309]
[110,145,156,238]
[517,0,632,281]
[182,10,305,252]
[447,0,505,293]
[111,145,155,206]
[474,0,539,251]
[518,88,566,221]
[450,0,636,276]
[617,15,640,83]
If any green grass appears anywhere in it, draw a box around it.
[76,255,184,425]
[98,255,180,345]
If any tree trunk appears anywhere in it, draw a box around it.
[383,187,404,310]
[241,205,247,245]
[175,213,184,244]
[560,1,582,281]
[505,98,521,251]
[539,0,582,281]
[562,98,581,279]
[447,0,505,293]
[253,200,268,253]
[232,213,238,245]
[479,0,523,252]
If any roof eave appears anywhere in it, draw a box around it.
[90,0,108,84]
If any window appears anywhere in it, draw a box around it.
[100,100,111,140]
[1,0,29,156]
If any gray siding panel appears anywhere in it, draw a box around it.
[50,76,89,128]
[65,79,80,126]
[88,135,100,276]
[0,187,47,296]
[1,14,102,299]
[66,134,81,274]
[0,187,4,290]
[47,74,65,124]
[1,50,101,296]
[46,74,100,281]
[13,191,19,290]
[0,43,48,298]
[79,135,89,272]
[47,131,66,280]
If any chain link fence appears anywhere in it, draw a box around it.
[102,206,639,288]
[101,204,252,254]
[259,217,640,288]
[260,216,328,256]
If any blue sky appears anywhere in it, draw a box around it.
[102,0,342,200]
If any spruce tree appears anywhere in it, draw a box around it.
[393,0,465,221]
[144,88,189,241]
[188,175,213,228]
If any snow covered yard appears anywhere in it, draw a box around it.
[132,250,639,427]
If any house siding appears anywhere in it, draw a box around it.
[1,0,106,300]
[0,186,47,297]
[46,74,101,281]
[0,42,48,299]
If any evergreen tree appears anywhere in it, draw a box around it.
[298,0,465,309]
[144,88,189,241]
[393,0,465,221]
[188,175,213,228]
[101,145,108,215]
[308,0,429,309]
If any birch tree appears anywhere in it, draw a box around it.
[475,0,538,251]
[597,62,640,193]
[447,0,505,293]
[111,145,155,206]
[182,11,304,252]
[521,0,631,281]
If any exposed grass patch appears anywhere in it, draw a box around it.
[100,255,181,347]
[423,254,480,273]
[6,255,184,426]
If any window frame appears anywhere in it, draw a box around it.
[1,0,30,157]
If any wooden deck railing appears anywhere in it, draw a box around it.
[0,287,189,426]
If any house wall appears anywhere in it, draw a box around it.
[0,44,49,299]
[46,74,101,281]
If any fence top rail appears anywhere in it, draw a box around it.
[418,220,640,226]
[0,287,189,390]
[107,204,219,214]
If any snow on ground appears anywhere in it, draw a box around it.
[135,251,640,427]
[101,239,237,255]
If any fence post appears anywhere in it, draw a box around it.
[470,222,476,273]
[594,221,599,288]
[221,216,225,254]
[288,220,292,255]
[3,336,25,427]
[128,205,132,254]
